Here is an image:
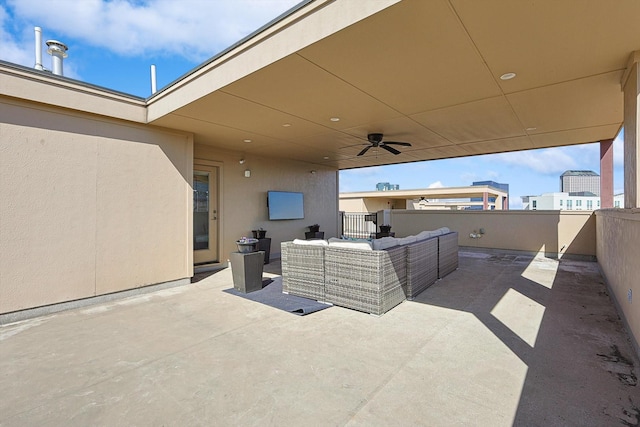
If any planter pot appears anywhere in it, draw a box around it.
[253,230,267,239]
[236,238,259,253]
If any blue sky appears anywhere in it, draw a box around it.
[340,138,625,209]
[1,0,624,208]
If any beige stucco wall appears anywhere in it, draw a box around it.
[339,198,366,212]
[0,98,193,314]
[388,209,596,257]
[339,197,399,212]
[194,144,339,261]
[595,209,640,355]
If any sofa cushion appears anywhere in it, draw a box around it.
[372,237,398,250]
[397,235,417,246]
[328,240,373,250]
[416,230,436,241]
[292,238,328,246]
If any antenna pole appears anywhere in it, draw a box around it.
[150,64,157,94]
[34,27,44,70]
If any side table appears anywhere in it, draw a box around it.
[230,251,265,293]
[375,232,396,239]
[305,231,325,240]
[257,238,271,264]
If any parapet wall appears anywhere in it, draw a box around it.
[595,209,640,358]
[388,209,596,258]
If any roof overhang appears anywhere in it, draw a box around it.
[147,0,637,169]
[340,185,508,201]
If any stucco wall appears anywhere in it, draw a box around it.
[194,144,338,261]
[339,197,398,212]
[0,99,193,314]
[388,209,596,257]
[595,209,640,356]
[339,198,367,212]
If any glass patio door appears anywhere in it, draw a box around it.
[193,165,219,264]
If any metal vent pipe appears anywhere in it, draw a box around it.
[46,39,68,76]
[151,64,157,94]
[34,27,44,70]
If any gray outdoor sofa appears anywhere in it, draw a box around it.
[281,229,458,315]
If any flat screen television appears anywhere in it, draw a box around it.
[267,191,304,220]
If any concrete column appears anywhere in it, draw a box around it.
[600,139,614,208]
[503,196,509,210]
[495,195,503,210]
[622,52,640,208]
[483,192,488,210]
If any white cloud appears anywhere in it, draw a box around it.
[4,0,300,62]
[0,5,33,65]
[428,181,444,188]
[494,148,577,174]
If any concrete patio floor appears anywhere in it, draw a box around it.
[1,250,639,426]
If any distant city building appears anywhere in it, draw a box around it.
[560,170,600,196]
[521,170,613,210]
[469,180,509,210]
[376,182,399,191]
[521,192,624,210]
[341,184,509,213]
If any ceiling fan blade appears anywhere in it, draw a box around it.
[357,146,372,156]
[381,144,401,155]
[383,141,412,146]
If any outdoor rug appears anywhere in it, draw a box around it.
[224,277,332,316]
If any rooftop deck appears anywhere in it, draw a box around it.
[2,250,638,426]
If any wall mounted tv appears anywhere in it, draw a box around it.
[267,191,304,220]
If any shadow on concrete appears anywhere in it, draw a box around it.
[411,251,640,426]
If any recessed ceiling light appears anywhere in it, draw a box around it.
[330,117,340,122]
[323,156,329,160]
[282,123,291,127]
[243,139,252,143]
[500,72,516,80]
[526,127,537,131]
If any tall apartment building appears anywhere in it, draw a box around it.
[560,170,600,196]
[521,192,624,210]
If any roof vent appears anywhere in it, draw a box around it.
[46,39,68,76]
[34,27,44,70]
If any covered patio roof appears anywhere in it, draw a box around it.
[147,0,635,169]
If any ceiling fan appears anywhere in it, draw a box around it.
[355,133,412,156]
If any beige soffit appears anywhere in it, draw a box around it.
[148,0,635,170]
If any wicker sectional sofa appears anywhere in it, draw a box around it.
[281,229,458,315]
